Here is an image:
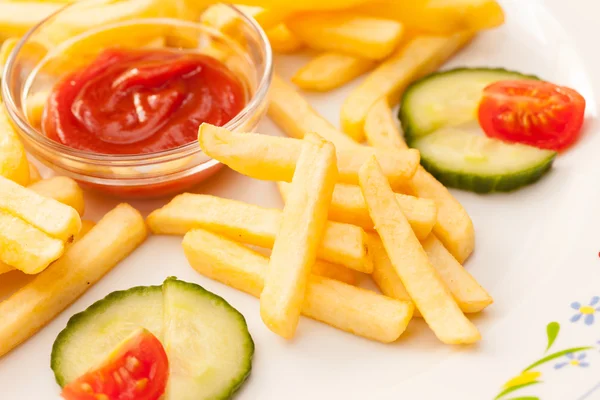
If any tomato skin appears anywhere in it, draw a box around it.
[478,80,586,151]
[61,329,168,400]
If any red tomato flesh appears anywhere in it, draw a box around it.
[478,80,585,151]
[61,328,168,400]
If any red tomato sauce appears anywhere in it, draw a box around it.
[42,48,246,154]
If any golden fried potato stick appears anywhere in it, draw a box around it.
[147,193,372,273]
[28,163,42,184]
[260,134,337,338]
[28,177,85,216]
[0,204,147,357]
[359,157,480,344]
[0,220,94,286]
[25,91,49,129]
[200,4,289,33]
[351,0,505,35]
[364,98,474,262]
[0,37,18,70]
[268,74,358,147]
[367,233,492,316]
[292,52,375,92]
[0,211,64,275]
[183,228,413,343]
[311,260,356,286]
[0,2,62,40]
[266,24,303,53]
[364,98,407,150]
[341,32,474,141]
[287,12,403,61]
[0,182,88,276]
[232,0,370,12]
[198,123,419,189]
[0,175,81,242]
[278,181,436,240]
[0,106,30,186]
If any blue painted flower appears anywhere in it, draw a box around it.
[570,296,600,325]
[554,352,590,369]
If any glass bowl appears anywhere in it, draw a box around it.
[2,0,272,198]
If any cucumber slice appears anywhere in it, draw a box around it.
[51,278,254,399]
[412,124,556,193]
[400,67,538,141]
[51,285,164,387]
[399,67,556,193]
[163,278,254,400]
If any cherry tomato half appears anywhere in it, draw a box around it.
[61,328,168,400]
[478,80,586,151]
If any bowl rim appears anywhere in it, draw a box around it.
[1,1,273,165]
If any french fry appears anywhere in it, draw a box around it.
[268,74,359,147]
[28,163,42,184]
[25,91,49,129]
[260,134,337,338]
[147,193,372,273]
[0,106,30,186]
[0,263,15,276]
[0,221,94,289]
[421,235,492,313]
[341,32,474,141]
[0,175,81,242]
[266,24,303,53]
[359,157,480,344]
[183,228,413,343]
[0,185,88,276]
[368,233,492,316]
[364,98,407,150]
[0,37,18,70]
[0,1,62,40]
[27,176,85,216]
[0,219,94,280]
[287,12,403,61]
[311,260,356,286]
[292,52,375,92]
[198,123,419,189]
[0,210,64,275]
[364,98,475,262]
[0,204,147,357]
[232,0,370,12]
[278,181,436,240]
[367,232,415,313]
[351,0,505,35]
[200,4,288,33]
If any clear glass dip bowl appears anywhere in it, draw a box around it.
[2,0,272,198]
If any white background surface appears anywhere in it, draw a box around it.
[1,0,600,398]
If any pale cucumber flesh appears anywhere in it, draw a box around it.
[163,278,254,400]
[401,67,538,140]
[51,278,254,400]
[399,67,556,192]
[51,285,164,387]
[412,124,556,193]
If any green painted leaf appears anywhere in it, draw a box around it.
[523,346,593,371]
[506,397,540,400]
[495,381,541,399]
[545,322,560,352]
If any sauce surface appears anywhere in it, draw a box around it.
[43,48,246,154]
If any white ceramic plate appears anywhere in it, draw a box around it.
[1,0,600,398]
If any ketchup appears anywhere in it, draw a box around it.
[42,48,246,154]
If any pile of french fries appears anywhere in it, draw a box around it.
[0,41,149,354]
[0,0,502,357]
[154,122,491,345]
[159,0,498,344]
